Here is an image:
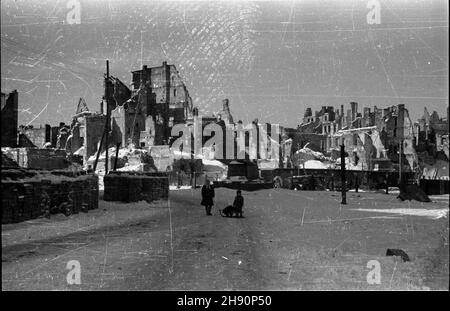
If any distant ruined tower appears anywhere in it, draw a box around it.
[220,99,234,124]
[302,107,314,124]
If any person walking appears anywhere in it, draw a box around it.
[233,190,244,218]
[201,179,215,216]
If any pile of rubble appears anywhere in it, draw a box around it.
[293,144,334,169]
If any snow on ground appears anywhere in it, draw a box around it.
[352,208,449,219]
[201,158,227,170]
[429,195,450,202]
[117,164,143,172]
[171,149,192,159]
[172,149,228,179]
[169,185,192,190]
[3,188,448,290]
[303,159,332,169]
[95,169,105,190]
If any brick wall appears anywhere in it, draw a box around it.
[103,171,168,203]
[84,114,106,163]
[1,169,99,224]
[19,125,51,148]
[1,90,18,147]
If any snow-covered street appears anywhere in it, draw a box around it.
[2,189,448,290]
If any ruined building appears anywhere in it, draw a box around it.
[283,105,340,156]
[65,98,106,164]
[331,103,417,172]
[287,102,419,172]
[415,107,449,160]
[1,90,66,150]
[17,122,67,148]
[59,62,194,166]
[111,62,193,148]
[1,90,18,147]
[18,124,52,148]
[414,107,449,180]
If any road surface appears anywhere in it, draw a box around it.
[2,188,448,290]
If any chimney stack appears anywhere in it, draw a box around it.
[304,107,312,117]
[222,98,229,110]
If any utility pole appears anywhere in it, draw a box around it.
[341,144,347,204]
[93,131,105,172]
[104,60,111,174]
[398,139,402,185]
[113,142,121,171]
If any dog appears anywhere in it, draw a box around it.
[219,205,243,218]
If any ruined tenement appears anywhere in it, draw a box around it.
[65,99,106,164]
[285,102,418,172]
[111,62,193,148]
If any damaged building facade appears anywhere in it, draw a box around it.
[284,102,420,172]
[415,107,449,160]
[329,103,418,172]
[183,99,282,164]
[17,123,68,149]
[414,107,449,180]
[65,98,106,164]
[110,62,194,149]
[57,62,194,168]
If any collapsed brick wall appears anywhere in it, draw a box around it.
[103,171,168,203]
[1,169,99,224]
[20,125,51,148]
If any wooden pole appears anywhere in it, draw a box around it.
[113,142,121,171]
[105,60,110,175]
[341,144,347,204]
[398,139,402,185]
[93,130,106,172]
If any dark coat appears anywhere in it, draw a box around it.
[233,195,244,210]
[201,185,215,206]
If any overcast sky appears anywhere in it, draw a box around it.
[1,0,448,127]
